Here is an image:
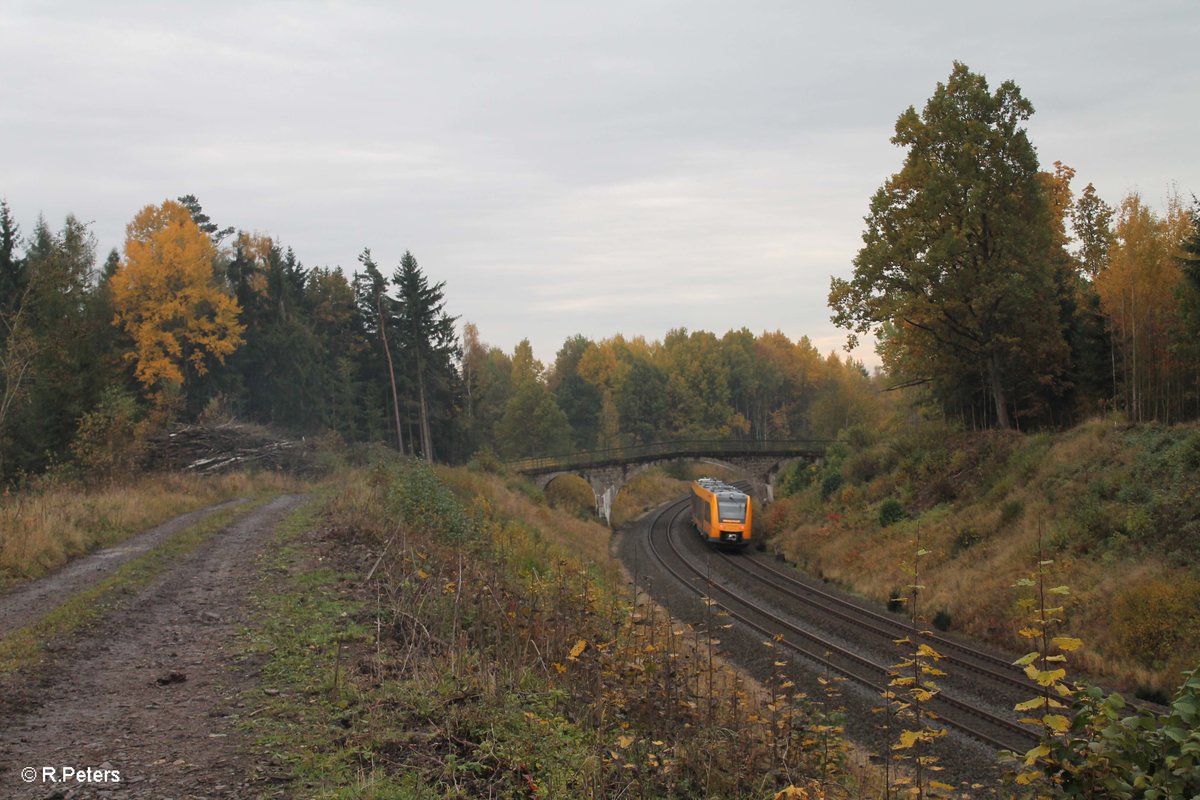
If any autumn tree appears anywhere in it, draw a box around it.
[617,355,669,445]
[547,334,601,450]
[577,336,634,448]
[461,322,514,455]
[1095,192,1194,421]
[660,328,732,437]
[495,339,570,458]
[829,62,1068,429]
[111,200,245,409]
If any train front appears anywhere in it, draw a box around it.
[714,489,751,547]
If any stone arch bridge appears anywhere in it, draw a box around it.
[506,440,828,526]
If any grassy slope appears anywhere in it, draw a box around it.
[241,460,859,799]
[761,420,1200,697]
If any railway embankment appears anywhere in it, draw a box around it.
[759,418,1200,702]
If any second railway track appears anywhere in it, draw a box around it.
[636,494,1043,755]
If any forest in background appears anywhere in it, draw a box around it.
[2,63,1200,487]
[0,193,881,484]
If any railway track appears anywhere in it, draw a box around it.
[642,495,1042,754]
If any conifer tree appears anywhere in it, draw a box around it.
[392,251,459,462]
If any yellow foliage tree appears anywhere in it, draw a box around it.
[1094,192,1192,421]
[110,200,244,402]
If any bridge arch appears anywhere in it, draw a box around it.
[524,446,825,527]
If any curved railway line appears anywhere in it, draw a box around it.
[641,494,1043,754]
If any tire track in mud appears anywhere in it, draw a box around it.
[0,497,248,638]
[0,493,309,799]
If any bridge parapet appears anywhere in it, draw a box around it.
[508,440,828,526]
[508,439,828,475]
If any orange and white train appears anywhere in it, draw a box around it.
[689,478,752,548]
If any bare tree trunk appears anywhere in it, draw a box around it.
[988,353,1013,429]
[416,355,433,463]
[375,292,406,455]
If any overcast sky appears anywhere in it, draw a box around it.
[3,2,1197,368]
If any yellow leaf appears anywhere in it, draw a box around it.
[1037,668,1066,687]
[1014,651,1040,667]
[1015,697,1047,711]
[569,639,588,660]
[1052,636,1083,652]
[894,730,921,749]
[616,734,635,749]
[1023,744,1051,765]
[1043,714,1070,733]
[916,643,943,659]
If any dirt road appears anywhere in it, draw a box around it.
[0,493,309,799]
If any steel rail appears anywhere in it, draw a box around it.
[718,549,1037,694]
[642,497,1040,754]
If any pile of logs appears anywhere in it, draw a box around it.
[150,422,315,475]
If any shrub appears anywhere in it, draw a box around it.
[878,498,905,528]
[819,473,844,501]
[69,388,146,482]
[932,609,952,631]
[776,461,815,498]
[952,526,983,554]
[467,447,502,473]
[999,499,1023,527]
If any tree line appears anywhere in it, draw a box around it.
[0,194,881,482]
[6,61,1190,481]
[831,62,1200,429]
[0,195,464,480]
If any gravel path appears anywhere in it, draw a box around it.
[0,493,308,800]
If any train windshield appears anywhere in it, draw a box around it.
[718,496,747,522]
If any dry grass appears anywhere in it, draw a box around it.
[0,470,303,589]
[286,460,865,798]
[767,420,1200,695]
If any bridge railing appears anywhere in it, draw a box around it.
[505,439,830,474]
